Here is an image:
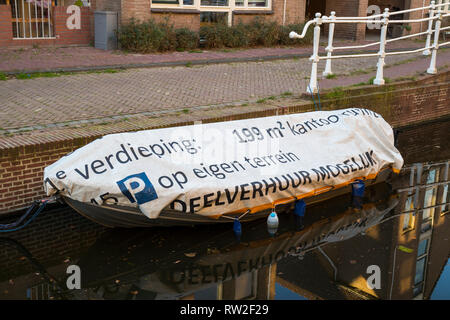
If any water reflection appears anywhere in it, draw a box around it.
[0,120,448,300]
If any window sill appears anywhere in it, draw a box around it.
[151,8,201,14]
[233,10,273,14]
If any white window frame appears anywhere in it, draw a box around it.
[402,195,416,232]
[151,0,272,26]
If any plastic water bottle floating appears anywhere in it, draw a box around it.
[267,211,279,236]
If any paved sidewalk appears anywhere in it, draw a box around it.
[0,39,426,73]
[0,47,448,133]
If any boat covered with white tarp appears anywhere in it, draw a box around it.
[43,108,404,227]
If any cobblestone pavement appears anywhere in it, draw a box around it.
[0,49,449,131]
[0,39,425,73]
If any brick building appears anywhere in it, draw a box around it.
[0,0,92,47]
[0,0,439,48]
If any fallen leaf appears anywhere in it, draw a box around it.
[184,252,197,258]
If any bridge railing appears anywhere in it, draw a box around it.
[289,1,450,93]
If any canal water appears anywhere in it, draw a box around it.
[0,119,449,300]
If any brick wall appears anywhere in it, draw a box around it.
[404,0,427,35]
[0,139,94,213]
[271,0,306,24]
[0,72,448,217]
[326,0,368,39]
[152,12,201,31]
[92,0,122,12]
[121,0,151,24]
[92,0,307,32]
[53,6,92,45]
[0,4,92,47]
[234,0,306,25]
[0,206,107,282]
[0,5,13,47]
[318,80,450,128]
[369,0,404,10]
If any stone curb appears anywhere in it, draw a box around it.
[2,47,425,75]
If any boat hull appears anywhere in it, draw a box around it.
[62,167,393,228]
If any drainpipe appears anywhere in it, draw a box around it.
[283,0,286,25]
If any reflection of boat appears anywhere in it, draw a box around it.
[76,183,398,299]
[43,110,403,227]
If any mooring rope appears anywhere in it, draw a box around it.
[0,199,50,233]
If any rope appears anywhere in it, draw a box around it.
[317,83,322,111]
[308,84,318,111]
[0,201,38,230]
[0,200,49,233]
[238,209,251,220]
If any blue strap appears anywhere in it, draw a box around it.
[0,200,48,233]
[308,84,318,111]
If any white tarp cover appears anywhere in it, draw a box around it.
[44,108,404,219]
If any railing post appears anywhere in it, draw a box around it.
[427,8,442,74]
[373,8,389,86]
[323,11,336,77]
[308,12,322,94]
[424,1,436,55]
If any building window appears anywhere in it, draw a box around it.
[414,257,426,289]
[413,236,431,298]
[421,168,439,233]
[441,183,448,214]
[200,12,228,25]
[248,0,267,7]
[151,0,271,13]
[153,0,180,4]
[201,0,229,6]
[422,187,436,220]
[10,0,54,39]
[402,195,415,231]
[413,282,424,297]
[417,239,428,257]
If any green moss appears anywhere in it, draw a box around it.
[324,87,346,100]
[95,69,119,74]
[352,81,369,87]
[0,72,7,81]
[12,69,123,80]
[349,68,374,76]
[325,73,337,79]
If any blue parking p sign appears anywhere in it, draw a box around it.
[116,172,158,205]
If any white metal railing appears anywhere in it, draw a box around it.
[9,0,54,39]
[289,1,450,93]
